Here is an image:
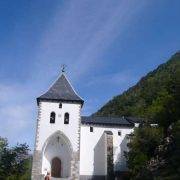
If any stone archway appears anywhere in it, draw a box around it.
[51,157,61,178]
[42,131,73,178]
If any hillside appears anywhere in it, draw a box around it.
[95,52,180,122]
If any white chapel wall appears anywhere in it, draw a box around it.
[37,101,81,152]
[35,101,81,176]
[80,125,134,176]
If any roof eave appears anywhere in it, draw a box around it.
[81,121,134,127]
[37,97,84,106]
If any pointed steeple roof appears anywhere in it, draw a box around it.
[37,74,84,104]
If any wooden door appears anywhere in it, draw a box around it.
[51,157,61,177]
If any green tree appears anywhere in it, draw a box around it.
[155,120,180,180]
[0,137,32,180]
[126,126,163,179]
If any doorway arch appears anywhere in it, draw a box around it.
[51,157,61,178]
[42,131,73,178]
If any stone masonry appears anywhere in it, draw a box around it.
[31,150,43,180]
[105,131,114,180]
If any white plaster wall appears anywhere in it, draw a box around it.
[80,125,134,176]
[36,101,81,152]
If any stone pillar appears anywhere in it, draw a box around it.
[69,105,81,180]
[71,151,80,180]
[105,131,114,180]
[31,150,43,180]
[31,103,42,180]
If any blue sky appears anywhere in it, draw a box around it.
[0,0,180,149]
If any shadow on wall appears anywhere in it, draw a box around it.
[93,133,106,179]
[93,131,114,180]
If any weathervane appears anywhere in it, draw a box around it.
[61,64,67,73]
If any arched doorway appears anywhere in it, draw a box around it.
[51,157,61,178]
[42,131,73,178]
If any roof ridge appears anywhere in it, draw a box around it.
[63,73,84,101]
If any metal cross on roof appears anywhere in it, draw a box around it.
[61,64,67,73]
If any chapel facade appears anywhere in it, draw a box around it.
[31,73,138,180]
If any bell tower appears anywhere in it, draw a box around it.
[32,72,83,180]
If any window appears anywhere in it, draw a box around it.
[50,112,56,123]
[118,131,121,136]
[64,113,69,124]
[90,126,93,132]
[59,102,62,108]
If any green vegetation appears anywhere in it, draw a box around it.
[95,52,180,179]
[156,120,180,179]
[95,52,180,124]
[126,121,180,180]
[0,137,32,180]
[125,125,163,179]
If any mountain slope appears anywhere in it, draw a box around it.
[95,52,180,121]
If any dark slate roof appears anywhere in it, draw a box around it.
[81,116,134,127]
[125,117,145,123]
[37,74,84,104]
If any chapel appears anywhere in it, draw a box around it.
[31,72,139,180]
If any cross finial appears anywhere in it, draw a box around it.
[61,64,67,73]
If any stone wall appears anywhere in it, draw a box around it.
[31,103,42,180]
[71,151,80,180]
[31,150,43,180]
[32,150,80,180]
[105,132,114,180]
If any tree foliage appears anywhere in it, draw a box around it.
[126,120,180,180]
[0,137,32,180]
[125,126,163,179]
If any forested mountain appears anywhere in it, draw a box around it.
[95,51,180,123]
[95,52,180,179]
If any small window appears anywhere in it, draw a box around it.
[118,131,121,136]
[59,102,62,108]
[50,112,56,123]
[64,113,69,124]
[90,126,93,132]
